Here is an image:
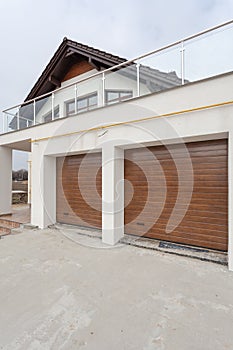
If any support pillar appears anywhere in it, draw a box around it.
[228,133,233,271]
[31,143,56,228]
[27,153,32,204]
[0,146,12,215]
[102,145,124,245]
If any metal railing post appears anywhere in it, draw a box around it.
[180,41,185,85]
[75,84,78,114]
[2,113,4,134]
[33,100,36,125]
[51,93,55,120]
[136,62,140,97]
[17,109,20,130]
[102,72,105,106]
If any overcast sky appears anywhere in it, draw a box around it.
[0,0,232,169]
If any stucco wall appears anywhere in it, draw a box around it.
[34,68,150,124]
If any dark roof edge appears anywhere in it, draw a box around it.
[25,38,127,102]
[25,39,67,101]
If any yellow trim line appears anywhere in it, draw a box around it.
[31,99,233,143]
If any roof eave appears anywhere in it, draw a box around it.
[25,38,127,102]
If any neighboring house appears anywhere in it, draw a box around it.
[1,21,233,270]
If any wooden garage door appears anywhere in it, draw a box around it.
[56,153,102,229]
[124,139,228,251]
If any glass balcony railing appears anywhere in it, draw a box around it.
[1,20,233,134]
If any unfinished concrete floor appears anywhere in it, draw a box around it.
[0,228,233,350]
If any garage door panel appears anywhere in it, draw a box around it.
[144,233,227,251]
[126,185,228,194]
[136,163,227,172]
[127,203,228,223]
[56,153,102,229]
[152,219,227,234]
[155,202,227,212]
[127,223,228,244]
[126,217,227,231]
[125,179,226,188]
[126,173,227,182]
[128,226,228,245]
[142,197,228,207]
[127,152,227,161]
[133,196,228,206]
[136,151,227,161]
[125,206,228,221]
[162,232,227,247]
[126,141,227,155]
[125,139,228,251]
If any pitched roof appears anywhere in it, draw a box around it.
[25,37,185,103]
[25,38,127,101]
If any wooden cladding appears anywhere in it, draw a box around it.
[56,153,102,229]
[56,140,228,251]
[124,139,228,251]
[62,61,94,82]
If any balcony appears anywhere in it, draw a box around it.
[2,20,233,134]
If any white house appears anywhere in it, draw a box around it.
[1,21,233,270]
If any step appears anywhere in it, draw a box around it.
[0,226,11,236]
[0,218,21,237]
[0,219,21,229]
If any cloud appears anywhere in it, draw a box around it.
[12,151,28,170]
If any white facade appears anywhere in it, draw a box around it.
[0,72,233,269]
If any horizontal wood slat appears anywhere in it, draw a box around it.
[124,139,228,251]
[62,61,94,82]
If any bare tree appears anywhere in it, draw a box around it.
[12,169,28,181]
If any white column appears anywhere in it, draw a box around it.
[0,146,12,215]
[228,133,233,271]
[27,153,32,204]
[31,143,56,228]
[102,145,124,245]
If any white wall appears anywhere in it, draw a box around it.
[34,68,150,123]
[0,146,12,215]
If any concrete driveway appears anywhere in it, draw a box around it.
[0,228,233,350]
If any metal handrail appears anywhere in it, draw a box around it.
[2,19,233,113]
[4,111,33,123]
